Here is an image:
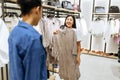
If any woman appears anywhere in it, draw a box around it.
[52,15,81,80]
[8,0,47,80]
[64,15,81,65]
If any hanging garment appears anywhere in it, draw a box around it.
[52,27,80,80]
[89,20,105,37]
[104,21,111,43]
[34,18,49,47]
[76,18,90,49]
[91,36,105,51]
[106,37,118,53]
[37,17,61,47]
[58,18,65,25]
[75,19,83,42]
[105,20,119,53]
[34,17,62,67]
[89,20,106,52]
[4,16,19,31]
[113,27,120,44]
[110,19,119,36]
[76,18,88,41]
[0,18,9,67]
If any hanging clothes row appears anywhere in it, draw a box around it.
[88,18,120,53]
[0,12,21,67]
[0,18,9,67]
[105,19,120,53]
[1,12,21,31]
[89,19,106,52]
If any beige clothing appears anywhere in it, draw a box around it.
[37,18,61,66]
[52,27,80,80]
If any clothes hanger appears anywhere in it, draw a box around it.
[95,16,102,21]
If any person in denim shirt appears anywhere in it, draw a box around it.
[8,0,47,80]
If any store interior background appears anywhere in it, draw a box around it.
[74,0,120,54]
[0,0,120,80]
[58,0,120,54]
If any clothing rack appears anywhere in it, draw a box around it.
[1,0,20,21]
[2,0,81,20]
[0,0,81,80]
[88,0,120,59]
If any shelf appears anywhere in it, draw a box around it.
[93,13,120,15]
[3,1,80,15]
[43,5,80,14]
[82,49,118,59]
[43,4,56,9]
[93,13,108,15]
[4,6,20,10]
[5,0,17,3]
[108,13,120,15]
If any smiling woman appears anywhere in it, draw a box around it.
[52,15,81,80]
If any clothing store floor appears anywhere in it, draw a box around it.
[52,54,120,80]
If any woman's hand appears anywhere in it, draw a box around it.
[53,30,59,34]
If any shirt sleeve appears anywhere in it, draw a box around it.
[22,37,47,80]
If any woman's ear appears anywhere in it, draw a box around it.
[35,6,41,14]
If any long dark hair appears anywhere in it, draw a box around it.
[64,15,76,28]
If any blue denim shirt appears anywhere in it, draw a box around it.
[8,21,47,80]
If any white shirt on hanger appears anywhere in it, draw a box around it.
[76,18,88,41]
[89,20,105,37]
[0,18,9,67]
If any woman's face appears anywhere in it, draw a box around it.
[65,16,74,28]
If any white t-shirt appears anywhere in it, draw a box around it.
[73,29,81,42]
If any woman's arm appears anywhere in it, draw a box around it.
[76,41,81,65]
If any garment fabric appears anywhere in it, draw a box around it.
[91,36,105,51]
[0,18,9,67]
[105,19,120,44]
[112,19,120,44]
[89,20,105,37]
[76,18,88,40]
[8,21,47,80]
[4,16,19,31]
[36,17,61,66]
[106,37,118,53]
[52,27,80,80]
[110,19,119,36]
[76,18,90,49]
[35,17,61,48]
[104,20,119,53]
[89,20,106,52]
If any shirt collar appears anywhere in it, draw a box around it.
[18,21,38,33]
